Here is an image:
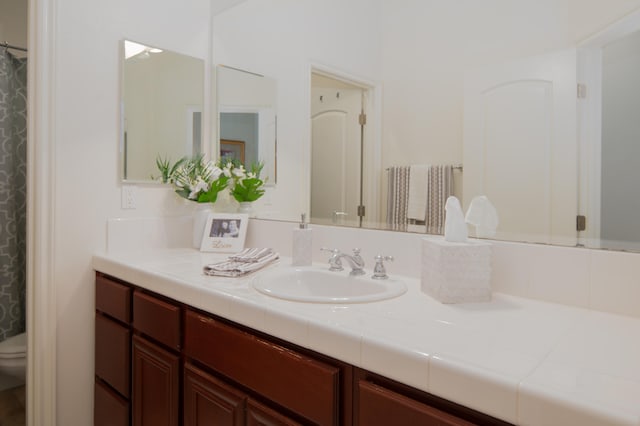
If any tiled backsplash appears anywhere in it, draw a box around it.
[106,217,640,319]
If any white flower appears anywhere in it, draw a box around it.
[210,166,223,180]
[247,172,256,179]
[189,178,209,199]
[233,165,246,178]
[222,163,233,177]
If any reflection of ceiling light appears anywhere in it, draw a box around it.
[124,41,146,59]
[124,40,163,59]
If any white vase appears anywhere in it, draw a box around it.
[193,203,212,248]
[237,201,253,216]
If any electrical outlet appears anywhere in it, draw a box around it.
[121,185,137,209]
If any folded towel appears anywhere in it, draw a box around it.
[229,247,276,263]
[407,165,429,220]
[204,250,279,277]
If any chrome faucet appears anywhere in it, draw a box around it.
[320,248,366,276]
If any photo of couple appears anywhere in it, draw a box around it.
[209,219,241,239]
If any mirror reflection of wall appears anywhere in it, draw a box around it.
[213,0,640,251]
[216,66,277,185]
[121,40,204,182]
[600,29,640,250]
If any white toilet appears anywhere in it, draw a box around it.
[0,332,27,388]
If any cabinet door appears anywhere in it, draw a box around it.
[95,314,131,397]
[357,380,474,426]
[95,380,130,426]
[132,335,179,426]
[246,399,303,426]
[184,363,246,426]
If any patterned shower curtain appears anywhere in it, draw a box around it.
[0,49,27,341]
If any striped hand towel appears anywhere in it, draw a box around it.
[229,248,276,263]
[203,249,279,277]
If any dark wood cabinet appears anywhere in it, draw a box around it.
[131,335,180,426]
[184,363,247,426]
[95,314,131,397]
[184,309,342,425]
[132,290,181,351]
[94,380,129,426]
[246,399,303,426]
[356,380,474,426]
[95,272,512,426]
[95,274,133,426]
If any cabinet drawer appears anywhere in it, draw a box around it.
[133,290,181,350]
[95,380,130,426]
[357,380,474,426]
[185,310,340,426]
[96,274,132,323]
[95,314,131,397]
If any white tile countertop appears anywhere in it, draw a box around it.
[93,248,640,426]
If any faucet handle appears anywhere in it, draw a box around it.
[372,255,394,280]
[320,248,343,271]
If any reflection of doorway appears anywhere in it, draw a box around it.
[220,112,258,166]
[464,49,578,246]
[310,72,369,227]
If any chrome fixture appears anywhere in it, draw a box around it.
[320,248,365,276]
[372,255,394,280]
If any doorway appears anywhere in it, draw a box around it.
[310,71,372,227]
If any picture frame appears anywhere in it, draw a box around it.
[220,139,245,163]
[200,213,249,253]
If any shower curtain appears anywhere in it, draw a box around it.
[0,49,27,341]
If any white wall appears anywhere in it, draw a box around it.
[379,1,572,173]
[50,0,213,423]
[569,0,640,42]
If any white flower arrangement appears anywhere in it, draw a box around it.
[155,155,266,204]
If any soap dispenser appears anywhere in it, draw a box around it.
[292,213,312,266]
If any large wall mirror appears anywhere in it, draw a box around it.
[120,40,204,182]
[214,0,640,251]
[216,65,277,185]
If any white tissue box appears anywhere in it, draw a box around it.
[421,238,491,303]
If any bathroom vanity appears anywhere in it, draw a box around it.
[93,248,640,426]
[94,271,507,425]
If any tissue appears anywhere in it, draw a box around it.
[465,196,499,238]
[444,196,468,242]
[421,238,492,303]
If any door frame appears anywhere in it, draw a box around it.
[307,63,381,227]
[28,0,58,424]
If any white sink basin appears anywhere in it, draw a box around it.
[251,267,407,303]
